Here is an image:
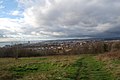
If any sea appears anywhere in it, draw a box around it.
[0,40,42,47]
[0,42,12,47]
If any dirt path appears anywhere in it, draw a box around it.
[74,56,114,80]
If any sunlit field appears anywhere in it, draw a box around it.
[0,54,120,80]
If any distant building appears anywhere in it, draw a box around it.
[28,41,30,44]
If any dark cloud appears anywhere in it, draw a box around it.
[21,0,120,38]
[1,0,120,40]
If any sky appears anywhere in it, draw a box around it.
[0,0,120,42]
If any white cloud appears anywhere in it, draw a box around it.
[0,38,16,42]
[95,23,113,32]
[0,18,24,32]
[0,0,4,9]
[9,10,22,16]
[1,0,120,41]
[0,17,28,41]
[0,5,4,9]
[19,0,120,37]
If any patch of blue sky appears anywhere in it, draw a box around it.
[0,0,23,18]
[2,0,18,11]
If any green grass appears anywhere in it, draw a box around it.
[0,55,79,80]
[112,59,120,64]
[0,55,119,80]
[75,57,114,80]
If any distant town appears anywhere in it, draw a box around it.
[0,38,120,58]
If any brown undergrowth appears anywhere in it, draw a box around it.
[97,50,120,61]
[96,50,120,80]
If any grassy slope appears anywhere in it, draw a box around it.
[0,54,119,80]
[97,51,120,80]
[75,56,114,80]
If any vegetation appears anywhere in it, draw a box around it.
[0,41,120,58]
[0,41,120,80]
[0,53,119,80]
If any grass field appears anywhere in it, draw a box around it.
[0,54,120,80]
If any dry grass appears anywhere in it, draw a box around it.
[0,54,119,80]
[96,50,120,79]
[97,50,120,61]
[0,55,80,80]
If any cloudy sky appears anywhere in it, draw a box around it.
[0,0,120,41]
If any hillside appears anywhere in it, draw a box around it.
[0,51,119,80]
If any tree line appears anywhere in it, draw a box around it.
[0,41,120,58]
